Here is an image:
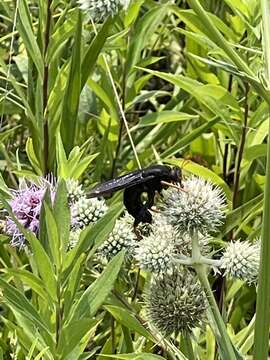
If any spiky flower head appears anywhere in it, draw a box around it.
[145,267,206,336]
[66,179,84,204]
[78,0,131,21]
[220,240,260,284]
[135,217,177,274]
[98,213,137,260]
[71,196,107,228]
[160,176,226,235]
[5,179,55,248]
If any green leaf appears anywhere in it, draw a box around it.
[53,179,70,251]
[44,203,60,269]
[100,354,166,360]
[138,68,240,125]
[17,0,43,78]
[222,194,263,236]
[63,203,122,277]
[47,9,77,64]
[58,319,97,358]
[63,254,85,319]
[104,305,154,342]
[126,5,168,88]
[61,10,82,154]
[3,269,50,304]
[162,117,219,158]
[67,251,125,323]
[81,17,112,89]
[138,111,198,127]
[0,277,52,340]
[26,231,58,302]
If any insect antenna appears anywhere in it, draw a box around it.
[161,181,187,192]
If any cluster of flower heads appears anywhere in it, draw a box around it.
[77,0,131,21]
[3,173,261,335]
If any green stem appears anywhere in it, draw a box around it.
[43,0,52,174]
[181,333,195,360]
[253,1,270,359]
[191,230,236,359]
[195,265,237,360]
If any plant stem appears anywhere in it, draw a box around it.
[131,268,141,302]
[111,316,116,353]
[191,230,237,359]
[232,83,249,209]
[195,265,237,360]
[43,0,52,174]
[254,2,270,358]
[223,74,233,182]
[181,333,195,360]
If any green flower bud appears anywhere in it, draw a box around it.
[145,267,207,336]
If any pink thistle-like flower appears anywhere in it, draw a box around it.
[5,179,55,248]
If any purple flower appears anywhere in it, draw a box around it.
[5,179,55,248]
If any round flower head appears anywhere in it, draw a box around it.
[220,240,260,284]
[135,216,177,274]
[160,176,226,235]
[5,179,55,248]
[71,196,107,228]
[66,179,84,204]
[145,267,207,336]
[78,0,130,21]
[98,213,137,260]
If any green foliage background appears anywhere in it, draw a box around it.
[0,0,270,359]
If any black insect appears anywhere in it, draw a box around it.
[88,165,183,226]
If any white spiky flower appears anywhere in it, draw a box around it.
[135,217,177,274]
[220,240,260,284]
[145,267,207,336]
[66,179,84,203]
[78,0,131,21]
[160,176,226,235]
[71,196,107,228]
[98,213,137,260]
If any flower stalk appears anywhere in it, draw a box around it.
[191,230,237,360]
[253,0,270,358]
[195,263,237,360]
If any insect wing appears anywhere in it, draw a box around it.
[88,170,155,197]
